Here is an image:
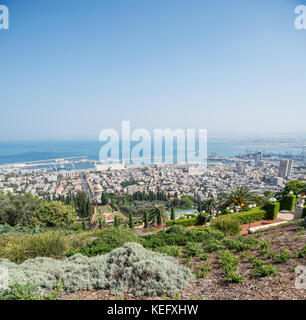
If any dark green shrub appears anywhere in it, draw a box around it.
[165,225,187,235]
[166,217,197,227]
[200,252,210,261]
[195,264,212,279]
[166,213,211,227]
[263,202,280,220]
[222,238,252,251]
[219,250,243,283]
[30,201,76,227]
[201,228,225,241]
[143,212,149,229]
[128,213,134,229]
[202,238,224,252]
[274,249,291,263]
[225,271,243,283]
[259,240,272,249]
[298,218,306,230]
[280,195,296,211]
[219,250,239,274]
[297,245,306,258]
[153,245,183,257]
[0,281,62,300]
[0,283,41,300]
[170,207,175,221]
[259,248,269,256]
[210,216,241,236]
[183,256,192,266]
[196,213,209,225]
[141,231,189,249]
[184,242,202,257]
[222,208,266,224]
[98,219,102,229]
[79,228,139,256]
[302,206,306,219]
[238,235,258,247]
[266,250,277,259]
[0,224,45,235]
[251,259,278,277]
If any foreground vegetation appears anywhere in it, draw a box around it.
[0,180,305,300]
[1,219,305,300]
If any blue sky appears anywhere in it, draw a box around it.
[0,0,306,140]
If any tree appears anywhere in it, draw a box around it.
[149,206,168,225]
[180,196,194,209]
[101,193,108,206]
[143,212,149,229]
[128,213,134,229]
[283,180,306,196]
[170,206,175,220]
[98,218,103,229]
[30,201,76,227]
[203,197,217,213]
[75,191,88,217]
[114,215,119,228]
[157,210,163,225]
[0,193,40,226]
[224,186,254,209]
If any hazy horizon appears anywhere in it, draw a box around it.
[0,130,306,143]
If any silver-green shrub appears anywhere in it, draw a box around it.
[0,242,193,297]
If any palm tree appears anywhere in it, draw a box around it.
[224,186,254,209]
[149,206,168,225]
[203,197,218,213]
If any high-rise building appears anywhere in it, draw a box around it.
[255,152,263,167]
[271,176,283,186]
[287,159,294,177]
[236,163,244,175]
[278,159,294,179]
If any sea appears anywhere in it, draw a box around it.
[0,140,303,167]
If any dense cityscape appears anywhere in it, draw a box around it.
[0,151,305,203]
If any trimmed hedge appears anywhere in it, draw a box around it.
[222,207,266,224]
[166,217,197,227]
[263,202,280,220]
[280,194,296,211]
[223,209,231,215]
[168,203,281,227]
[166,213,208,227]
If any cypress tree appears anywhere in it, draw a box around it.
[144,212,149,229]
[101,192,108,205]
[170,206,175,221]
[157,210,162,225]
[129,213,134,229]
[114,215,119,228]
